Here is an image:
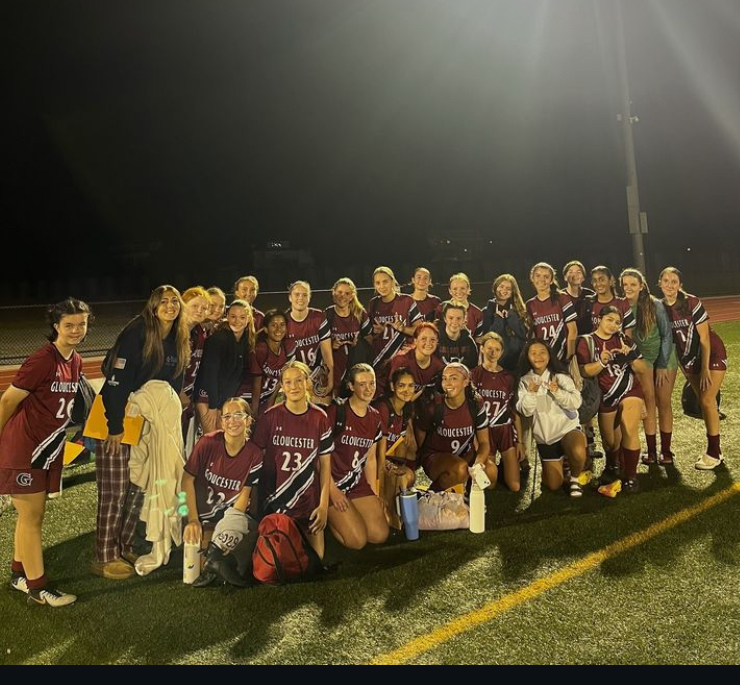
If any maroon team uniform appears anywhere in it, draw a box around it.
[368,294,423,368]
[434,302,484,338]
[388,349,444,399]
[327,402,383,500]
[183,324,207,398]
[0,344,82,494]
[253,309,264,332]
[184,432,262,528]
[252,403,334,519]
[248,339,296,412]
[414,295,442,322]
[470,366,518,454]
[416,397,488,471]
[526,294,577,362]
[576,334,644,412]
[325,306,373,395]
[589,296,636,334]
[285,309,331,374]
[372,398,412,466]
[663,294,727,374]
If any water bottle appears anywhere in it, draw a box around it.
[398,490,420,541]
[183,541,200,584]
[469,483,485,534]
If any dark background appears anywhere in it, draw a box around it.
[3,0,740,303]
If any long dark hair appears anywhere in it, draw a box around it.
[659,266,690,316]
[517,339,569,378]
[530,262,560,303]
[46,297,94,342]
[591,265,619,299]
[620,268,656,339]
[256,309,287,345]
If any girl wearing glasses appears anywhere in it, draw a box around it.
[181,398,262,559]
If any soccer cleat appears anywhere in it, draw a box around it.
[10,574,29,594]
[576,470,594,486]
[26,586,77,607]
[191,570,218,588]
[568,480,583,498]
[641,452,657,466]
[658,451,675,466]
[598,479,622,498]
[695,453,724,471]
[623,478,640,493]
[598,465,621,485]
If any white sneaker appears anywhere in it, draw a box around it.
[695,453,724,471]
[27,586,77,607]
[10,575,29,594]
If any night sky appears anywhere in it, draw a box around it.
[4,0,740,300]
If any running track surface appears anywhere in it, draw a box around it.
[1,295,739,392]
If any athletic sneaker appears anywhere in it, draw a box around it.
[658,452,675,466]
[10,574,29,594]
[27,586,77,607]
[695,453,724,471]
[598,465,621,485]
[598,479,622,498]
[623,478,640,493]
[568,480,583,498]
[641,452,657,466]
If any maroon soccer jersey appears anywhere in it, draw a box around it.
[285,309,330,372]
[470,366,516,427]
[414,295,442,322]
[417,398,488,458]
[434,302,484,338]
[589,296,636,333]
[248,339,296,406]
[576,333,642,409]
[184,431,262,526]
[372,398,410,448]
[388,349,444,396]
[526,294,577,361]
[663,294,711,371]
[0,343,82,471]
[368,294,422,366]
[252,403,334,518]
[183,324,207,397]
[327,402,383,495]
[326,306,373,393]
[253,308,264,332]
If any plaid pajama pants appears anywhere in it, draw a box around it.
[95,441,145,563]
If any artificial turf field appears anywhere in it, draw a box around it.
[1,321,738,665]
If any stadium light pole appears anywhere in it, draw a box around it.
[615,0,648,276]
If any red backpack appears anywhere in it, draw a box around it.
[252,514,320,585]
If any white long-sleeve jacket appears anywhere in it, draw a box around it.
[516,370,581,446]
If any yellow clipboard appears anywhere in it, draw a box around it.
[385,435,405,458]
[63,442,86,466]
[83,394,145,446]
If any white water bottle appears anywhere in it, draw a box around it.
[183,541,200,584]
[469,483,485,534]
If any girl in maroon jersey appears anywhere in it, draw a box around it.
[410,267,441,322]
[181,286,210,452]
[234,275,264,331]
[195,299,256,433]
[204,287,226,335]
[249,309,295,415]
[285,281,334,401]
[481,274,529,372]
[577,306,648,495]
[245,361,334,558]
[327,277,373,397]
[373,367,418,499]
[0,298,91,607]
[434,272,484,340]
[182,398,262,569]
[589,266,636,336]
[516,340,587,497]
[620,268,678,466]
[659,267,727,470]
[368,266,423,383]
[471,333,524,492]
[526,262,578,362]
[327,364,389,550]
[388,322,445,406]
[415,363,497,492]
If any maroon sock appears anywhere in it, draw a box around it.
[27,574,48,591]
[606,450,620,470]
[623,448,641,480]
[618,448,625,470]
[707,434,721,459]
[660,431,672,455]
[11,560,25,576]
[645,434,657,457]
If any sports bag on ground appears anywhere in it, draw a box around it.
[252,513,322,585]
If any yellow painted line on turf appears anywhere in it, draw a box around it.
[371,481,740,665]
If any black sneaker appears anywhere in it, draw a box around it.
[623,478,641,493]
[27,586,77,607]
[599,466,621,485]
[191,570,219,588]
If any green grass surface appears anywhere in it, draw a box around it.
[1,322,739,665]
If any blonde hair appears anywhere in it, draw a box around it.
[449,272,471,288]
[479,331,505,350]
[332,277,366,323]
[234,275,259,294]
[280,360,313,403]
[182,286,210,303]
[217,299,256,351]
[289,280,312,298]
[372,266,401,295]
